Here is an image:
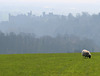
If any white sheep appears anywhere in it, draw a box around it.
[82,49,91,58]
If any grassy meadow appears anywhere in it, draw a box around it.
[0,52,100,76]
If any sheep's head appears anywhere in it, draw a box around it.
[89,55,91,58]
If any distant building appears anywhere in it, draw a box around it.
[43,12,46,17]
[28,11,32,17]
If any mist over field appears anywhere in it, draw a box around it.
[0,1,100,76]
[0,0,100,54]
[0,12,100,54]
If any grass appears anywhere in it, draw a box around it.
[0,52,100,76]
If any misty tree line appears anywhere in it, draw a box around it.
[0,31,97,54]
[0,12,100,46]
[0,12,100,53]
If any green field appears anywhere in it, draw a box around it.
[0,52,100,76]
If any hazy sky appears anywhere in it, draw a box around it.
[0,0,100,21]
[0,0,100,3]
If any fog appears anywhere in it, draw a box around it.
[0,0,100,54]
[0,0,100,21]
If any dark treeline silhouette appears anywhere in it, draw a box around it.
[0,31,98,54]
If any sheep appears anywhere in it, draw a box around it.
[82,49,91,58]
